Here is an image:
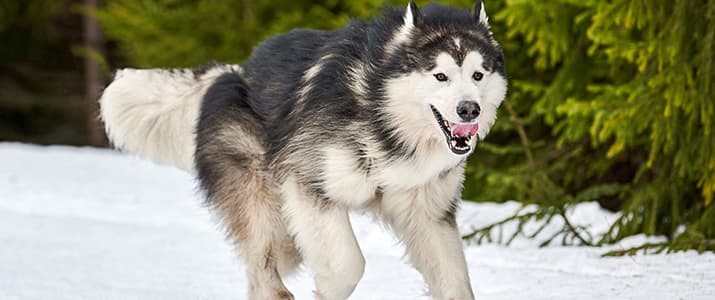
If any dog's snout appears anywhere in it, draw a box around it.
[456,101,480,122]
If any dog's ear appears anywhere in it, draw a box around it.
[472,1,490,28]
[404,1,424,28]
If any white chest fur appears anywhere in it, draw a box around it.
[320,143,464,208]
[321,146,379,207]
[373,147,464,190]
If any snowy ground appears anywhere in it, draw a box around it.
[1,143,713,300]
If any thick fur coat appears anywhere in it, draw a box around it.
[99,2,507,299]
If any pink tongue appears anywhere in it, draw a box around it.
[450,123,479,137]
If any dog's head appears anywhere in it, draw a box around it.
[383,1,507,156]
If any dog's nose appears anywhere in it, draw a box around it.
[456,101,480,122]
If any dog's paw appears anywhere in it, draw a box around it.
[443,296,475,300]
[251,288,294,300]
[313,290,325,300]
[439,289,475,300]
[276,290,295,300]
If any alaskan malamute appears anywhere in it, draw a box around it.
[100,1,507,299]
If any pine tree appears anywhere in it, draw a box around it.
[463,0,715,253]
[94,0,397,67]
[95,0,715,253]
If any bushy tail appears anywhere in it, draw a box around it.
[99,64,241,173]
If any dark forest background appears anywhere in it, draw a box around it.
[1,0,713,253]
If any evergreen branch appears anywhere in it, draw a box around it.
[601,242,669,257]
[539,227,568,247]
[602,239,715,257]
[533,137,589,167]
[504,100,535,167]
[567,225,593,246]
[462,210,540,244]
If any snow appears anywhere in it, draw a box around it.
[1,143,713,300]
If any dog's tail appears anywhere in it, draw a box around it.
[99,64,242,173]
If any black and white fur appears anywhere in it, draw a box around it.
[100,2,507,299]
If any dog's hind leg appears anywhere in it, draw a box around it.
[276,234,302,277]
[232,175,294,300]
[195,74,294,299]
[196,148,294,300]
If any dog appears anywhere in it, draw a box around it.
[99,1,507,299]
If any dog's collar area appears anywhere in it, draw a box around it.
[429,105,476,155]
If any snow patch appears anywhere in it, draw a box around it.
[1,143,713,299]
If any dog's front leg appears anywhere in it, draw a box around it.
[382,186,475,300]
[280,176,365,300]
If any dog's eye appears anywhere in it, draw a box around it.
[433,73,448,82]
[472,72,484,81]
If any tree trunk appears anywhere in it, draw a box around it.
[83,0,106,147]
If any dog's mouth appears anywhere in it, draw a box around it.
[430,105,479,155]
